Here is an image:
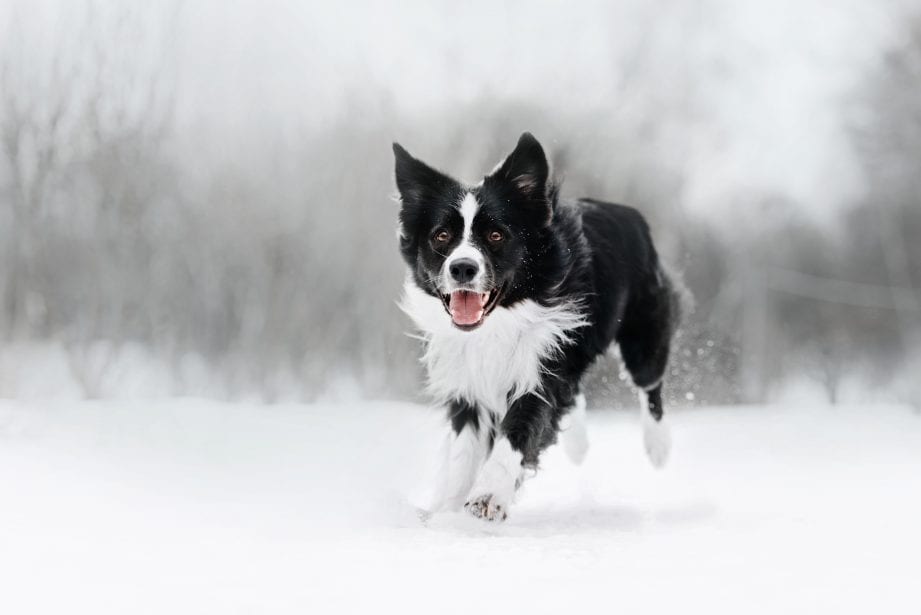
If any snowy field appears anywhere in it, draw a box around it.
[1,399,919,614]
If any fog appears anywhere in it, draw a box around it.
[2,0,919,406]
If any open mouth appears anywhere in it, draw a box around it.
[440,287,502,330]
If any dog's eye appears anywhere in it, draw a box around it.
[488,230,504,243]
[433,230,451,243]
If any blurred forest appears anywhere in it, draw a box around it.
[0,1,919,407]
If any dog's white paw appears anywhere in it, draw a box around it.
[560,393,589,465]
[643,416,671,469]
[562,420,588,465]
[464,493,508,522]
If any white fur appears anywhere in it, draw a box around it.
[429,422,488,512]
[442,192,485,290]
[560,392,589,464]
[465,437,523,521]
[639,389,671,468]
[458,191,479,241]
[400,279,588,414]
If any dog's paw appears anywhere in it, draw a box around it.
[464,494,508,522]
[561,418,589,465]
[560,393,589,465]
[643,417,671,469]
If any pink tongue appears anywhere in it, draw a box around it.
[449,291,487,326]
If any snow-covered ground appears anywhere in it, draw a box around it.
[1,399,919,614]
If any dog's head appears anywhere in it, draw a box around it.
[393,133,554,331]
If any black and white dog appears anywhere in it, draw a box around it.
[393,133,679,521]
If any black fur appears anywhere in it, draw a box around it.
[394,133,678,470]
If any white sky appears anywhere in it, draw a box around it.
[173,0,908,219]
[2,0,913,219]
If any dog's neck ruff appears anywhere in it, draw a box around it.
[400,278,587,414]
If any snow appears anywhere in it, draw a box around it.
[1,399,919,614]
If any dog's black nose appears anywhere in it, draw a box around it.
[449,258,479,283]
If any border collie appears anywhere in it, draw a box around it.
[393,133,679,521]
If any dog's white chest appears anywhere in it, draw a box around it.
[401,280,586,414]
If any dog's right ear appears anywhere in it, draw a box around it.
[392,143,456,206]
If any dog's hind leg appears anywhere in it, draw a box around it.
[638,384,670,468]
[616,271,678,468]
[559,392,589,465]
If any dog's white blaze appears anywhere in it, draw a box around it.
[459,191,479,240]
[467,437,523,510]
[441,192,485,290]
[400,278,588,414]
[639,389,671,469]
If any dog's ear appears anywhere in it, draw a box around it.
[392,142,457,206]
[485,133,551,224]
[487,132,549,202]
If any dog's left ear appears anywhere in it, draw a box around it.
[487,132,549,202]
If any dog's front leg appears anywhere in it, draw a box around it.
[465,393,551,521]
[463,437,523,521]
[428,401,489,512]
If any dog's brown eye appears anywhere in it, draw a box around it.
[434,230,451,243]
[488,230,504,243]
